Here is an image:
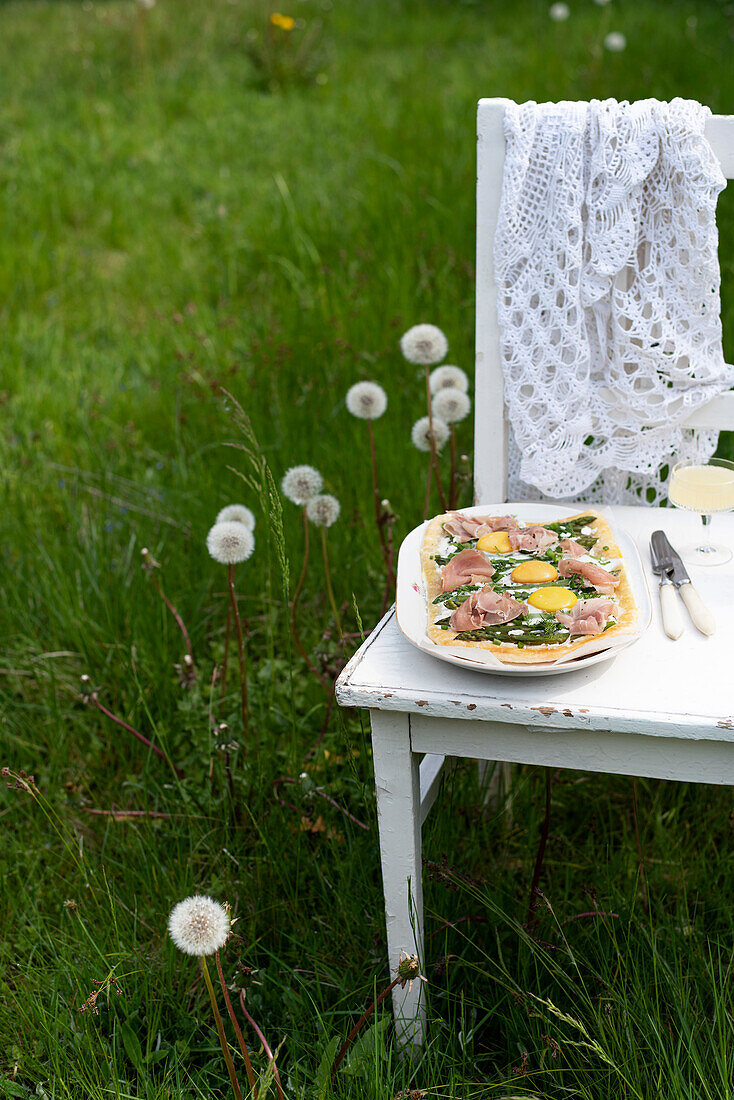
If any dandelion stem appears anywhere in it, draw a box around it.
[424,364,435,446]
[315,789,369,830]
[449,424,458,510]
[221,601,232,699]
[367,420,387,553]
[320,528,343,643]
[150,572,194,667]
[272,776,369,831]
[200,956,245,1100]
[367,420,384,547]
[381,516,395,616]
[290,508,326,687]
[87,693,183,780]
[423,456,432,521]
[330,974,401,1082]
[215,952,257,1096]
[227,564,249,740]
[424,366,448,512]
[367,418,395,608]
[291,508,310,646]
[432,448,448,511]
[239,991,285,1100]
[133,3,148,66]
[224,745,236,807]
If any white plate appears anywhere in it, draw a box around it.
[395,503,652,677]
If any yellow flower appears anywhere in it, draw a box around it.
[270,12,295,30]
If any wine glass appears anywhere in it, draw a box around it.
[668,458,734,566]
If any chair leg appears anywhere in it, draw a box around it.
[370,709,426,1049]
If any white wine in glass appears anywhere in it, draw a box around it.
[668,458,734,566]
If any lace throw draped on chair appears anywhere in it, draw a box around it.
[494,98,730,504]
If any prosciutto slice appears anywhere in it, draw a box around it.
[449,587,526,631]
[559,537,587,558]
[555,597,617,635]
[508,525,558,553]
[558,557,620,595]
[440,549,495,592]
[442,512,520,542]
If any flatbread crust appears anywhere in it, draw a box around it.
[421,510,638,665]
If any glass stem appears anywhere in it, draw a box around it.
[699,513,715,553]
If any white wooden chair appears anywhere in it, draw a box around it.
[335,98,734,1049]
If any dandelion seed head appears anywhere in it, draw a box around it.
[215,504,256,531]
[281,465,323,505]
[306,494,341,527]
[345,381,388,420]
[168,895,230,956]
[206,522,255,565]
[429,365,469,394]
[432,388,471,424]
[604,31,626,50]
[549,1,570,19]
[411,415,450,453]
[400,324,448,366]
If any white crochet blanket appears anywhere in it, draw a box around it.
[494,98,730,505]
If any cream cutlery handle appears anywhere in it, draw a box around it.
[660,583,684,640]
[678,583,715,636]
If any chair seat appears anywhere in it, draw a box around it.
[337,505,734,743]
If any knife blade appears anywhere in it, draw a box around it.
[650,531,684,640]
[651,530,715,636]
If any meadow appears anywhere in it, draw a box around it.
[2,0,734,1096]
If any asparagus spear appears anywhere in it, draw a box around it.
[454,627,571,645]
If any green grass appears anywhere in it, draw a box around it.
[2,0,734,1096]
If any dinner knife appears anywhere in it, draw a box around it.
[652,530,716,636]
[649,531,684,640]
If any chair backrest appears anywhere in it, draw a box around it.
[474,97,734,504]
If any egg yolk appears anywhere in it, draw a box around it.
[476,530,512,554]
[511,560,558,583]
[527,587,577,611]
